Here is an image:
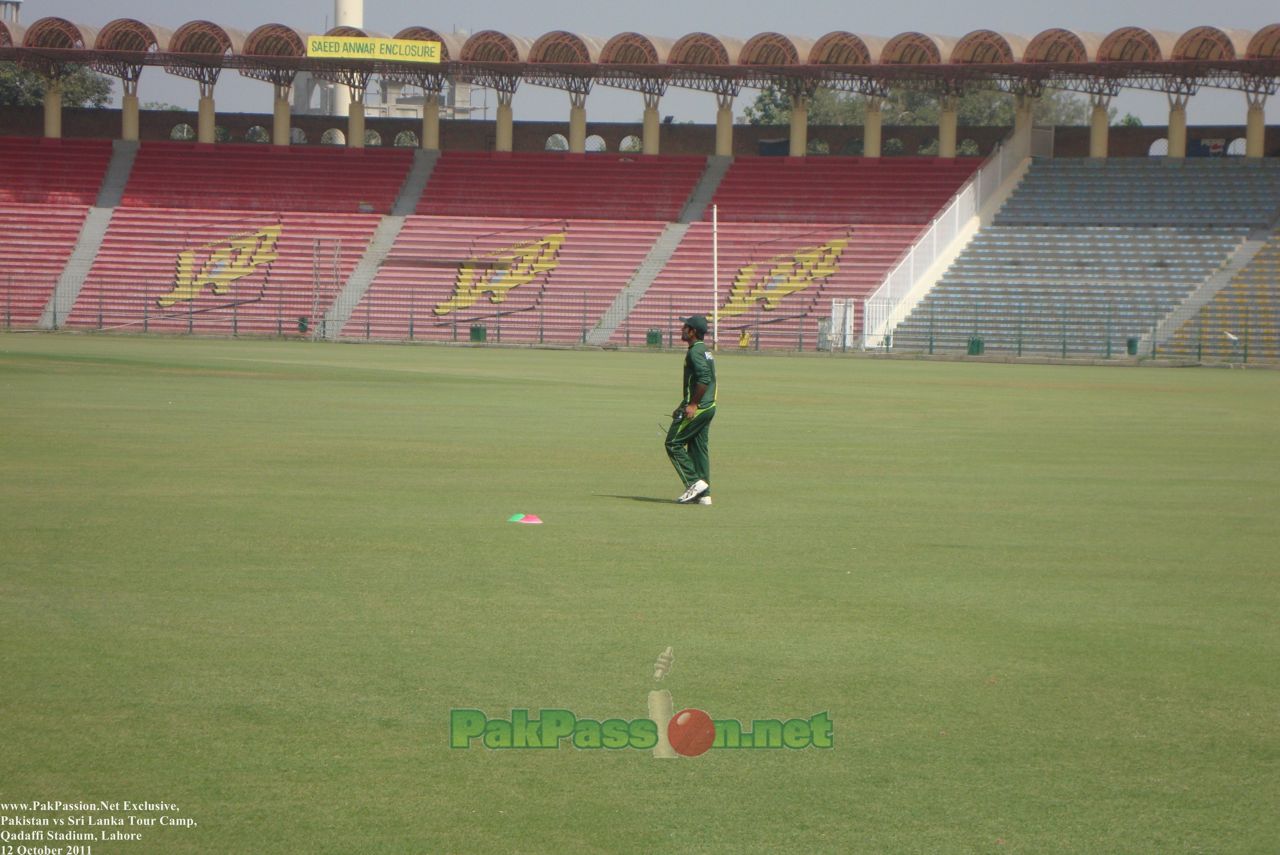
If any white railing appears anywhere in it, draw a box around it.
[861,130,1038,349]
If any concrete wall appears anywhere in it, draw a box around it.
[0,106,1276,158]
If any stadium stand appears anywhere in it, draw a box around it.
[996,159,1280,227]
[891,226,1248,355]
[0,137,113,206]
[890,159,1280,355]
[609,156,980,348]
[120,141,415,214]
[0,138,114,328]
[417,152,707,220]
[1164,230,1280,360]
[11,127,1275,358]
[38,140,412,334]
[614,222,923,349]
[0,203,91,328]
[708,156,981,224]
[63,207,382,336]
[342,216,667,343]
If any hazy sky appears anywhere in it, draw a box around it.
[18,0,1277,127]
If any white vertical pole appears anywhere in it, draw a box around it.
[712,204,719,351]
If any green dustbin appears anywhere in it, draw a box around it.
[297,316,309,334]
[646,329,663,347]
[470,324,487,343]
[967,335,985,356]
[1126,337,1139,356]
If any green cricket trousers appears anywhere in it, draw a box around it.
[665,404,715,493]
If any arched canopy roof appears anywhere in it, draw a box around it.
[24,17,96,50]
[740,32,799,66]
[462,30,531,63]
[1,20,1278,99]
[530,30,599,64]
[600,32,667,65]
[1023,29,1090,63]
[394,27,466,62]
[0,21,24,48]
[323,25,378,40]
[169,20,239,56]
[237,23,302,87]
[808,32,872,65]
[951,30,1016,64]
[1220,29,1256,57]
[1172,26,1237,61]
[1097,27,1164,62]
[882,32,944,65]
[1248,24,1280,58]
[96,19,165,53]
[669,32,731,66]
[242,23,304,59]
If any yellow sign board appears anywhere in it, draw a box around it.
[306,36,441,63]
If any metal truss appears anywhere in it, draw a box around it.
[238,58,297,89]
[520,66,594,96]
[2,46,1277,102]
[593,68,669,97]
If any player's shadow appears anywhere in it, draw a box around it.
[598,494,675,504]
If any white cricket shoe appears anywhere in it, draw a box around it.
[676,480,709,504]
[697,496,713,505]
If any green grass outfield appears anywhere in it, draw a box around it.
[1,334,1277,854]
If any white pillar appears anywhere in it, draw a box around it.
[423,92,440,150]
[789,91,809,157]
[495,91,514,152]
[43,82,63,139]
[715,92,733,157]
[569,92,587,154]
[863,97,882,158]
[121,86,140,142]
[642,92,660,155]
[1246,92,1266,159]
[197,84,215,143]
[1166,93,1188,160]
[273,84,291,146]
[348,97,365,148]
[1013,93,1037,153]
[938,93,958,158]
[1089,93,1110,159]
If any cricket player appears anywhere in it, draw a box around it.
[666,315,717,505]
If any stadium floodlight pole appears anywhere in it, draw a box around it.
[711,203,721,350]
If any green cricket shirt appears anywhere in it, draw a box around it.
[682,341,717,408]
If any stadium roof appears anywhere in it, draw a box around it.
[2,20,1278,97]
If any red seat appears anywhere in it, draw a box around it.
[418,152,706,221]
[64,207,382,335]
[0,202,90,327]
[0,137,112,205]
[708,156,980,224]
[612,221,923,349]
[121,141,414,214]
[343,215,668,343]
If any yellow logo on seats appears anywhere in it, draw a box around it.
[719,239,846,317]
[434,233,565,316]
[159,225,282,308]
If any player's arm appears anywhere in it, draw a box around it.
[684,382,707,418]
[683,349,712,417]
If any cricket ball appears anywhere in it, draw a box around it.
[667,708,716,757]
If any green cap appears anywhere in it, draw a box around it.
[683,315,708,333]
